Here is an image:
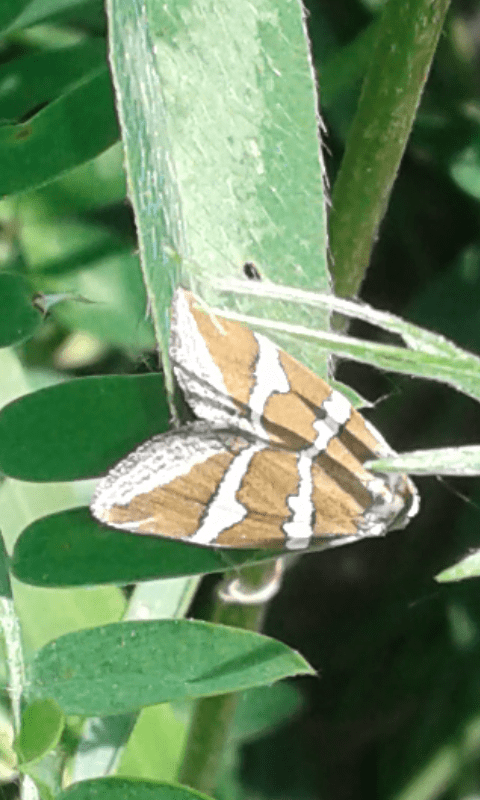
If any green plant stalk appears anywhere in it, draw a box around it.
[329,0,451,298]
[177,561,277,795]
[177,690,240,796]
[0,597,23,734]
[0,598,40,800]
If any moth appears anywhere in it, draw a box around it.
[91,288,419,550]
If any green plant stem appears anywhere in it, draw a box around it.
[329,0,451,298]
[0,598,40,800]
[0,597,24,736]
[177,561,278,796]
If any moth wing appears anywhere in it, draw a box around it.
[90,423,374,550]
[169,289,388,461]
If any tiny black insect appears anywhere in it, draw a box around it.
[242,261,261,280]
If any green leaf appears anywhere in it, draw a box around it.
[371,445,480,477]
[436,552,480,583]
[12,508,276,587]
[0,375,169,481]
[71,714,138,783]
[106,0,330,386]
[58,777,211,800]
[149,0,329,292]
[210,283,480,403]
[27,620,314,715]
[3,0,92,32]
[450,144,480,201]
[0,67,118,195]
[15,698,65,766]
[0,0,32,32]
[28,143,126,214]
[0,273,41,347]
[0,40,108,122]
[117,704,186,783]
[22,218,129,275]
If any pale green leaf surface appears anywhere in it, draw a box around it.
[117,704,187,783]
[107,0,330,388]
[370,446,480,477]
[148,0,328,295]
[124,578,200,622]
[436,552,480,584]
[214,278,468,359]
[107,0,184,392]
[70,715,138,784]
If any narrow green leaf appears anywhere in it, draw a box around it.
[0,273,41,347]
[214,302,480,404]
[4,0,90,32]
[0,374,169,481]
[0,68,118,195]
[58,777,211,800]
[0,40,108,121]
[27,620,314,715]
[149,0,330,294]
[0,0,31,32]
[370,445,480,477]
[12,508,276,588]
[15,699,65,766]
[436,552,480,583]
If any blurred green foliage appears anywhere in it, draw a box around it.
[2,1,480,799]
